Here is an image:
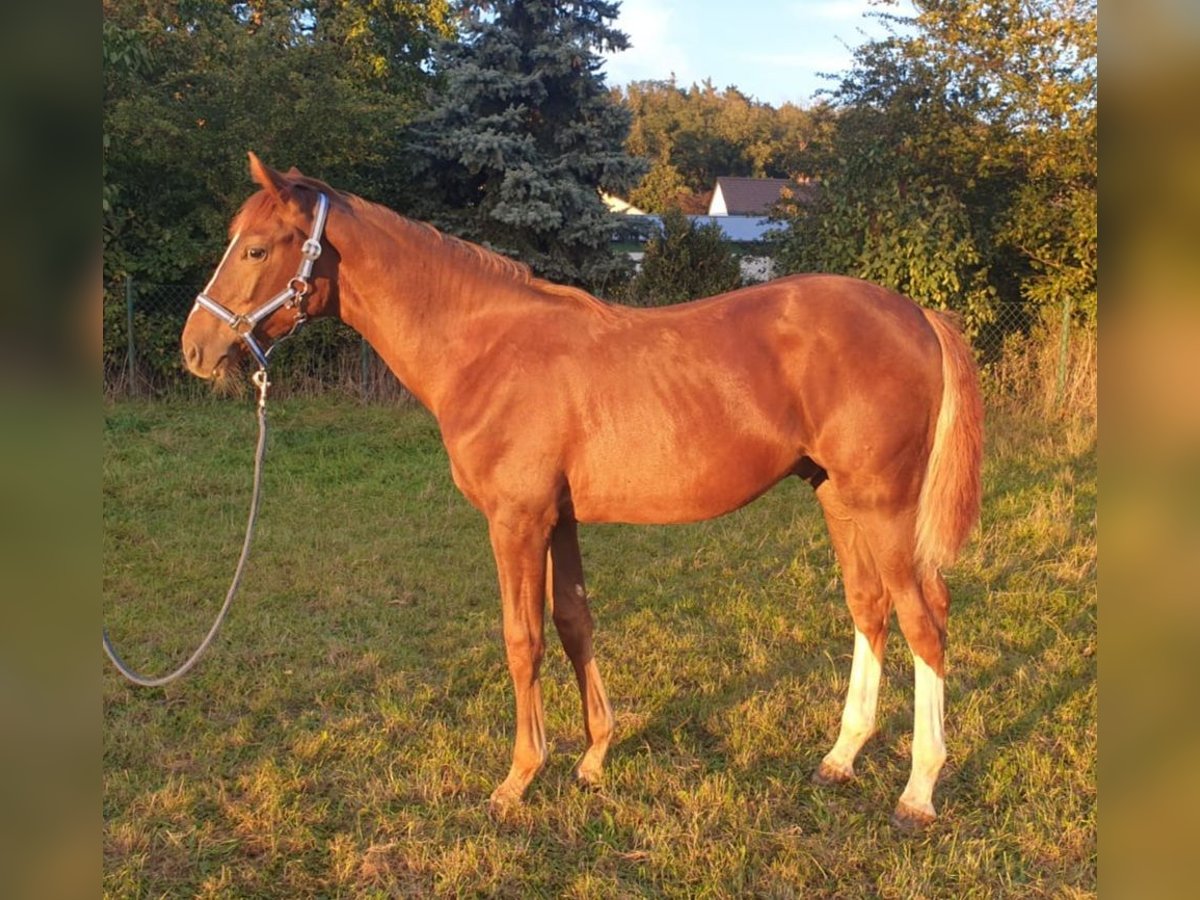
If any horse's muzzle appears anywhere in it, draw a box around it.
[181,337,232,381]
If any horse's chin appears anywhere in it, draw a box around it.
[210,356,248,397]
[188,352,247,397]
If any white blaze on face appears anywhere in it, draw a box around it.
[188,232,242,319]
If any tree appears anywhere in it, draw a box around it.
[618,79,821,213]
[628,152,691,214]
[102,0,453,383]
[775,50,1009,324]
[775,0,1096,332]
[403,0,646,292]
[624,209,742,307]
[103,0,453,286]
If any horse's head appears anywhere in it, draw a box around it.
[181,152,340,382]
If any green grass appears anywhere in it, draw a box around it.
[103,394,1096,897]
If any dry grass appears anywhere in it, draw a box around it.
[985,320,1097,425]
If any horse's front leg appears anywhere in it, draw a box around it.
[487,512,552,814]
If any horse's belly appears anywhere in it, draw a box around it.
[567,434,795,525]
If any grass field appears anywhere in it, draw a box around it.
[103,373,1096,896]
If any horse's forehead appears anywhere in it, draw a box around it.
[229,193,288,238]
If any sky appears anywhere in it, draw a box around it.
[601,0,914,108]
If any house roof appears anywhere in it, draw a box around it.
[710,177,815,216]
[600,192,648,216]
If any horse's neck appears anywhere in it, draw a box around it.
[333,208,527,415]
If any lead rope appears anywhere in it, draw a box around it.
[103,368,271,687]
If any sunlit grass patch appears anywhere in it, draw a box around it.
[105,393,1095,896]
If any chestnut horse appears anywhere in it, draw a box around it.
[181,154,982,828]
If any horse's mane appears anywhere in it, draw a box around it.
[345,194,612,313]
[234,173,612,314]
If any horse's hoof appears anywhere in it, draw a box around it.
[812,760,854,786]
[891,800,937,832]
[575,764,603,791]
[487,783,524,819]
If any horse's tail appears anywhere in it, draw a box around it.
[915,309,984,573]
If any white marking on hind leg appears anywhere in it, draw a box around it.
[897,652,946,820]
[818,628,882,780]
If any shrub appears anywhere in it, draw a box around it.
[623,209,743,307]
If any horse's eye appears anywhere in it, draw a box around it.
[247,247,267,261]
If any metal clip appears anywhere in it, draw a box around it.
[252,368,270,408]
[284,293,308,334]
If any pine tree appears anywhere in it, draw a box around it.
[404,0,647,292]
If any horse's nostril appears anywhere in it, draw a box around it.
[184,342,201,367]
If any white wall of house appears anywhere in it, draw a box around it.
[708,185,729,217]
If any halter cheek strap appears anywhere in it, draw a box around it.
[192,192,330,371]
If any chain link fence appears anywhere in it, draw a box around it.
[104,276,1092,411]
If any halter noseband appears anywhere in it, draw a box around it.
[192,192,330,371]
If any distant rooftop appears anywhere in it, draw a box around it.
[708,177,816,217]
[600,192,648,216]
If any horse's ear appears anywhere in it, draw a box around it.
[247,151,292,206]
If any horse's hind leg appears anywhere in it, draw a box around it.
[892,564,950,828]
[813,484,891,785]
[857,511,949,829]
[548,517,615,787]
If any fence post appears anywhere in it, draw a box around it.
[1055,293,1072,409]
[125,275,137,396]
[360,338,370,402]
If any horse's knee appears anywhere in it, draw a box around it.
[552,582,594,639]
[502,626,545,678]
[551,583,587,622]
